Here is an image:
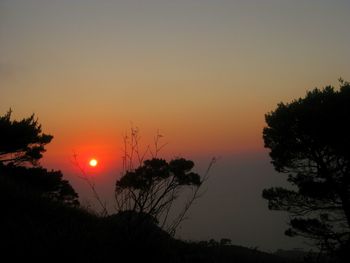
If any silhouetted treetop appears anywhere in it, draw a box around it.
[115,157,202,234]
[0,110,78,206]
[116,158,200,191]
[264,82,350,173]
[262,79,350,260]
[0,162,79,206]
[0,109,53,165]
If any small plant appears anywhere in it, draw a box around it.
[115,126,216,235]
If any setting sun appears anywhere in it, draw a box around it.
[89,159,98,167]
[3,0,350,257]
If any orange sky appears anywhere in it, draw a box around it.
[1,0,350,251]
[2,1,349,173]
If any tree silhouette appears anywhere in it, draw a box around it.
[0,109,53,165]
[262,80,350,258]
[115,127,215,235]
[115,157,202,234]
[0,110,79,206]
[0,163,79,206]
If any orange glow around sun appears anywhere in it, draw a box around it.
[89,159,98,167]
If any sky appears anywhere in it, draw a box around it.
[1,0,350,252]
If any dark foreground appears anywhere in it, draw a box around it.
[0,165,311,263]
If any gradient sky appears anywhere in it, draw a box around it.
[1,0,350,251]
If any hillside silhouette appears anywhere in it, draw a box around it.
[0,110,303,262]
[1,159,303,262]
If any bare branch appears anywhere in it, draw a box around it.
[71,153,108,217]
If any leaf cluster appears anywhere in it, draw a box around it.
[0,109,53,165]
[0,162,79,207]
[116,158,200,191]
[115,157,201,234]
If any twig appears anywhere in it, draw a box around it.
[71,153,108,217]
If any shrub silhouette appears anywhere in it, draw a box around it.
[0,163,79,206]
[115,157,202,235]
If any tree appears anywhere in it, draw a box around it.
[115,158,203,234]
[262,80,350,258]
[115,127,215,235]
[0,109,53,165]
[0,163,79,207]
[0,109,79,206]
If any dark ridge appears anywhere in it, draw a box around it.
[1,165,300,262]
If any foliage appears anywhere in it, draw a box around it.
[0,162,79,206]
[0,109,79,207]
[115,157,202,234]
[0,109,53,165]
[115,127,214,235]
[262,79,350,258]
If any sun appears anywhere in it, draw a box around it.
[89,159,98,167]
